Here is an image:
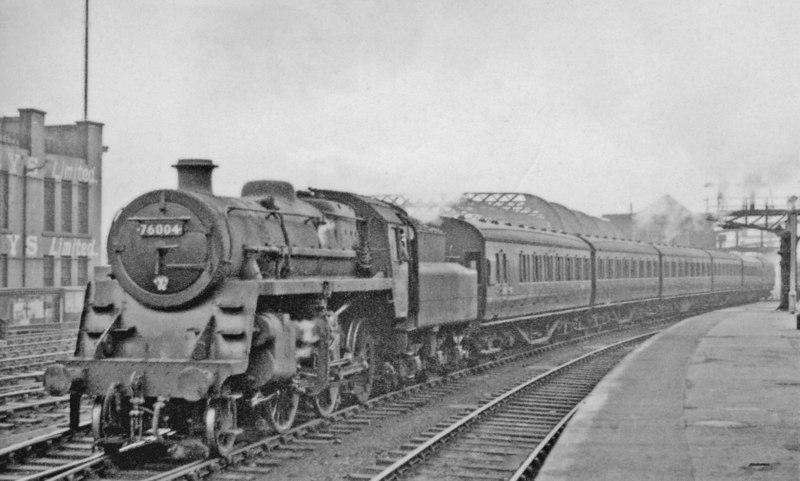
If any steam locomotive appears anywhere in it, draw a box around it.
[44,159,773,457]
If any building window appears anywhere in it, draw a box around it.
[61,181,73,232]
[60,257,72,286]
[44,178,56,232]
[43,255,55,286]
[78,183,89,234]
[78,257,89,285]
[0,254,6,287]
[0,171,8,229]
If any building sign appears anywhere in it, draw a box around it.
[0,234,99,258]
[0,150,25,175]
[46,157,98,184]
[0,150,98,184]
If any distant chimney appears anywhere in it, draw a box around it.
[173,159,217,194]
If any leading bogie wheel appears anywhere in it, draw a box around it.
[205,398,238,458]
[91,397,104,440]
[310,384,340,418]
[92,383,128,454]
[261,388,299,434]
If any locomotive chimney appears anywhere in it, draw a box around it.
[173,159,217,195]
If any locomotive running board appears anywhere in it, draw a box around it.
[257,277,393,296]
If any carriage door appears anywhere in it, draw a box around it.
[389,225,409,317]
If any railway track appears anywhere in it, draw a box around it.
[0,352,71,376]
[0,425,97,481]
[33,323,664,481]
[356,333,653,481]
[0,393,76,433]
[0,307,719,480]
[0,334,76,435]
[3,325,75,345]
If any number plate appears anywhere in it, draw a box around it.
[137,221,185,237]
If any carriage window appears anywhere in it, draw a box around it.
[524,254,529,282]
[393,228,409,262]
[494,252,507,283]
[527,254,532,282]
[565,257,572,281]
[527,255,533,282]
[527,253,532,282]
[542,256,548,281]
[555,256,562,281]
[487,258,494,285]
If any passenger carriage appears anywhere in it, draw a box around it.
[656,245,712,298]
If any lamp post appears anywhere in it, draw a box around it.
[788,196,797,314]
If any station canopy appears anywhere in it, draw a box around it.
[374,192,625,239]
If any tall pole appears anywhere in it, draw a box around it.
[83,0,89,120]
[789,197,797,313]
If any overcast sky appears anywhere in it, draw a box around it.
[1,0,798,235]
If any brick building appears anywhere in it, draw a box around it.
[0,108,104,326]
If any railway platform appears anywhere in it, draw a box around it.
[537,302,800,480]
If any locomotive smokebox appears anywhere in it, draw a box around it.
[173,158,217,194]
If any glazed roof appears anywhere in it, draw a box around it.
[374,192,625,238]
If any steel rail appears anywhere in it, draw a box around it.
[31,304,712,481]
[367,332,655,481]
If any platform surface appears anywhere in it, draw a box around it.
[537,302,800,481]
